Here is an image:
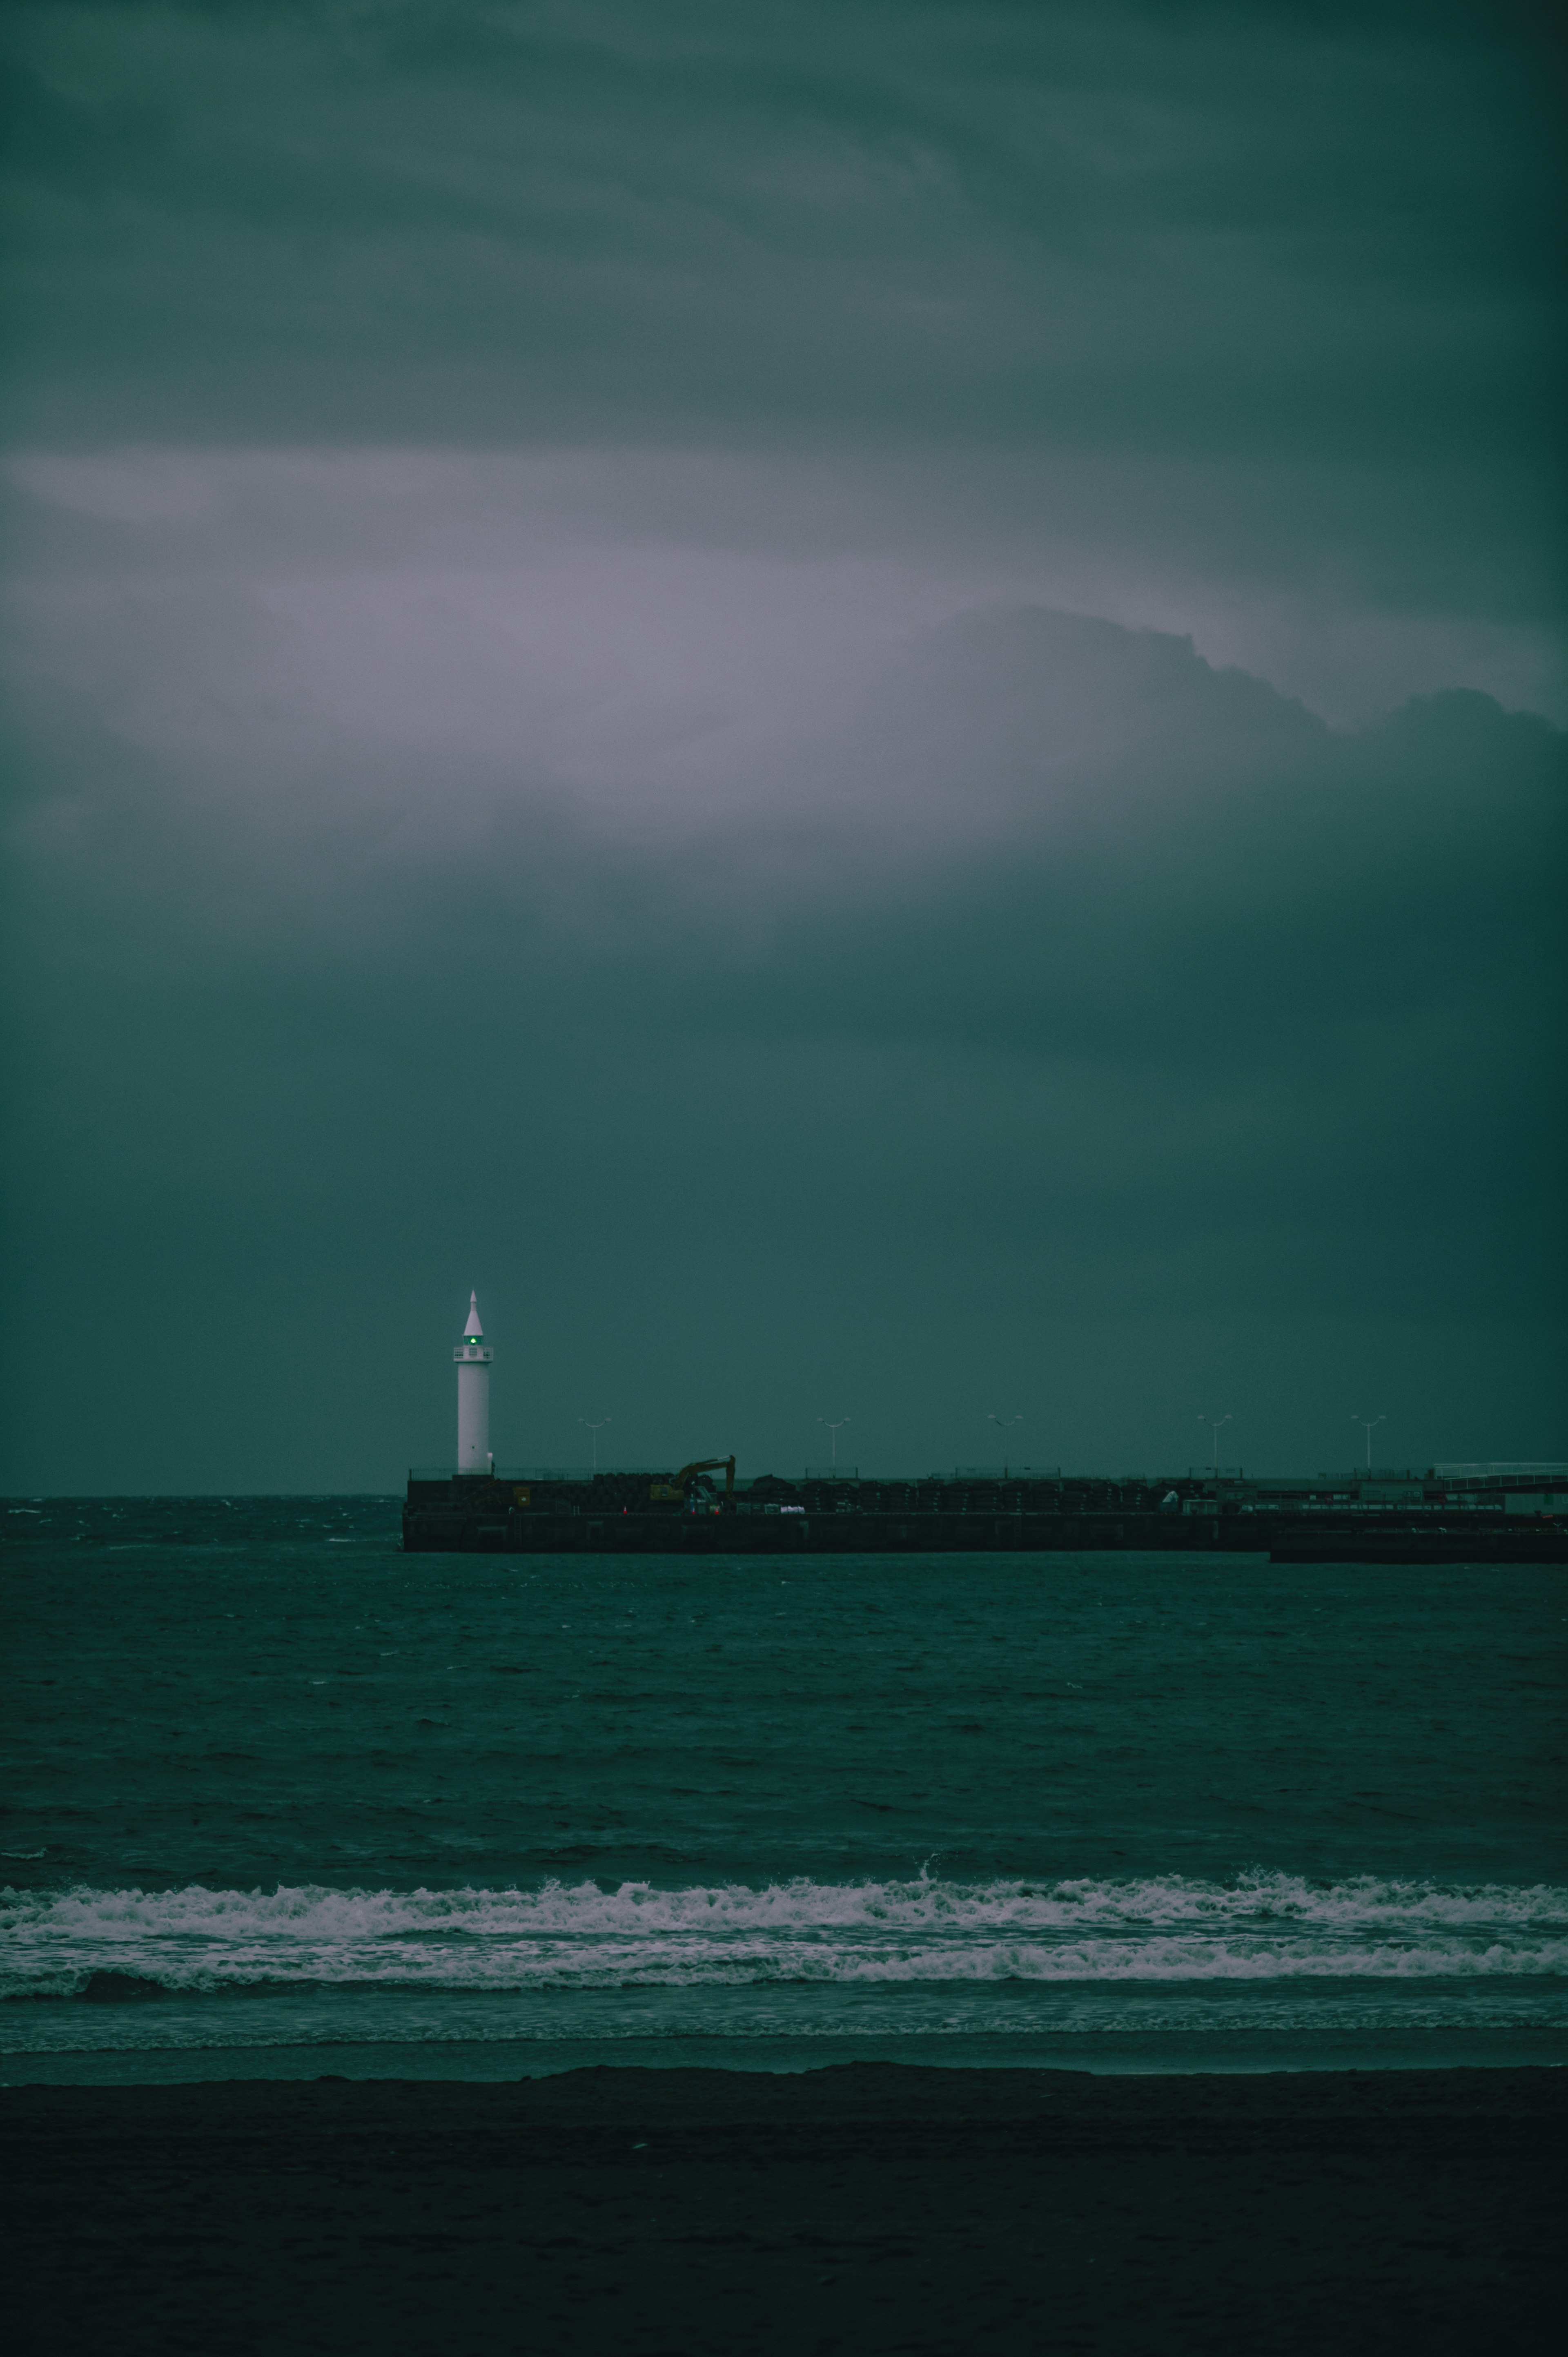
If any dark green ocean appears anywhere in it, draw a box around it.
[3,1498,1564,2081]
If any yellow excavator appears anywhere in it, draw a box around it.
[650,1458,735,1505]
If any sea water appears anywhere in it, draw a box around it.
[3,1497,1564,2080]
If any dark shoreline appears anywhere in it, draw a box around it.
[8,2063,1562,2354]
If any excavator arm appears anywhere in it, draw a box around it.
[650,1456,735,1503]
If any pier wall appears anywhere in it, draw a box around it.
[401,1506,1565,1564]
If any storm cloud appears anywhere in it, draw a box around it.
[1,3,1562,1487]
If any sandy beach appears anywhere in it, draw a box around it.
[6,2063,1562,2354]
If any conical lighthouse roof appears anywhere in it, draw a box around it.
[463,1290,484,1338]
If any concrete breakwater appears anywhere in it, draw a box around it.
[402,1499,1565,1563]
[407,1507,1171,1554]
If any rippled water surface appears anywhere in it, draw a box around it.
[3,1497,1564,2077]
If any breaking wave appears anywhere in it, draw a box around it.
[4,1871,1565,2000]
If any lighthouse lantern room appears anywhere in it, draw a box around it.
[454,1291,494,1473]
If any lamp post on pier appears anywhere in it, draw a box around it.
[1198,1414,1232,1477]
[988,1413,1025,1478]
[817,1417,851,1470]
[1352,1414,1385,1473]
[579,1418,611,1473]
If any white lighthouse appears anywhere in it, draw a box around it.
[454,1291,493,1474]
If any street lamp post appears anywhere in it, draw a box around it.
[817,1417,851,1470]
[1198,1414,1233,1476]
[1352,1415,1385,1473]
[988,1412,1025,1478]
[579,1418,611,1474]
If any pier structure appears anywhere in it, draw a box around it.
[454,1292,493,1474]
[414,1296,1565,1559]
[402,1461,1566,1563]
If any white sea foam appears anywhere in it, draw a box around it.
[3,1871,1565,1999]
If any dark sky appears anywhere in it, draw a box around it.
[2,0,1563,1491]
